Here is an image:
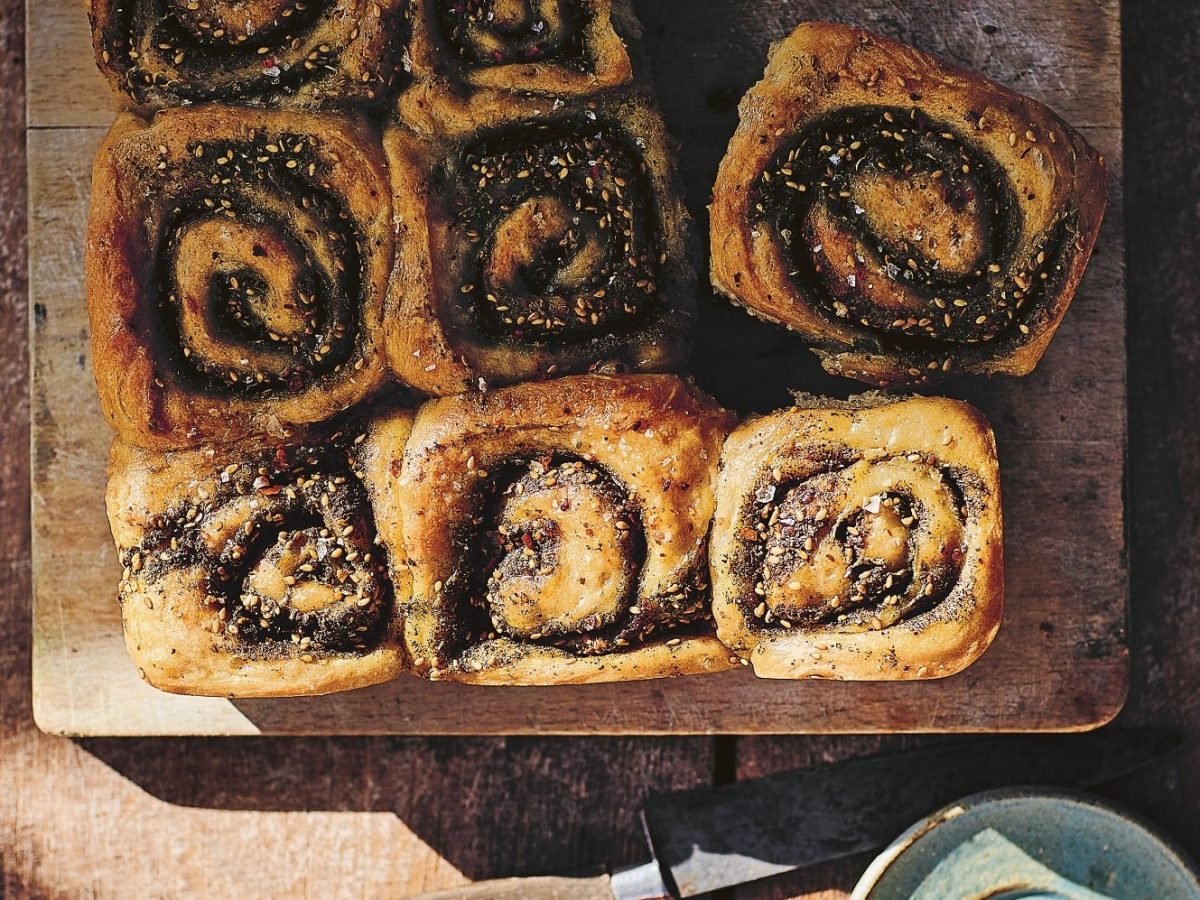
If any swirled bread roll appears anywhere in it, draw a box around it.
[88,0,415,110]
[406,0,633,98]
[366,374,737,684]
[108,422,409,697]
[710,394,1003,680]
[711,22,1107,386]
[385,88,695,393]
[86,108,392,450]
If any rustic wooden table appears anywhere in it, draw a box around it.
[3,2,1198,898]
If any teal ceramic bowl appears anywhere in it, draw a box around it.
[852,788,1200,900]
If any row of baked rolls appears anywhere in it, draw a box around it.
[711,22,1107,387]
[86,91,692,450]
[108,375,1003,695]
[89,0,634,110]
[109,374,733,693]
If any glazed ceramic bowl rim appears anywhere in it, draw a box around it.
[850,786,1200,900]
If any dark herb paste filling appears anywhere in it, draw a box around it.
[436,453,711,660]
[729,450,969,633]
[438,0,589,69]
[447,116,667,349]
[153,132,363,397]
[750,105,1072,352]
[120,438,391,658]
[96,0,412,105]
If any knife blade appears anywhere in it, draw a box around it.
[639,730,1185,898]
[412,730,1183,900]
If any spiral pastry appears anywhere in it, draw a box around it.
[711,22,1108,387]
[385,90,695,394]
[407,0,632,97]
[710,394,1003,680]
[366,374,736,684]
[86,108,391,450]
[107,421,410,697]
[88,0,414,110]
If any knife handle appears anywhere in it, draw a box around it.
[414,873,617,900]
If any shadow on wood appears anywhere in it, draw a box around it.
[77,735,718,881]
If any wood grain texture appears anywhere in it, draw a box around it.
[10,1,1200,899]
[25,0,116,128]
[415,874,613,899]
[28,0,1128,737]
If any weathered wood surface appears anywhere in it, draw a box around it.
[28,0,1128,737]
[10,0,1200,899]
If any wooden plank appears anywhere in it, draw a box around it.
[29,0,1127,735]
[54,736,713,896]
[26,0,114,128]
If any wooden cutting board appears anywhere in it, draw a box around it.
[28,0,1128,736]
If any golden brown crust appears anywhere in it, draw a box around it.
[710,21,1108,386]
[710,394,1003,680]
[377,374,737,684]
[86,108,392,450]
[406,0,633,99]
[87,0,415,111]
[429,635,732,686]
[384,87,695,394]
[107,422,410,698]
